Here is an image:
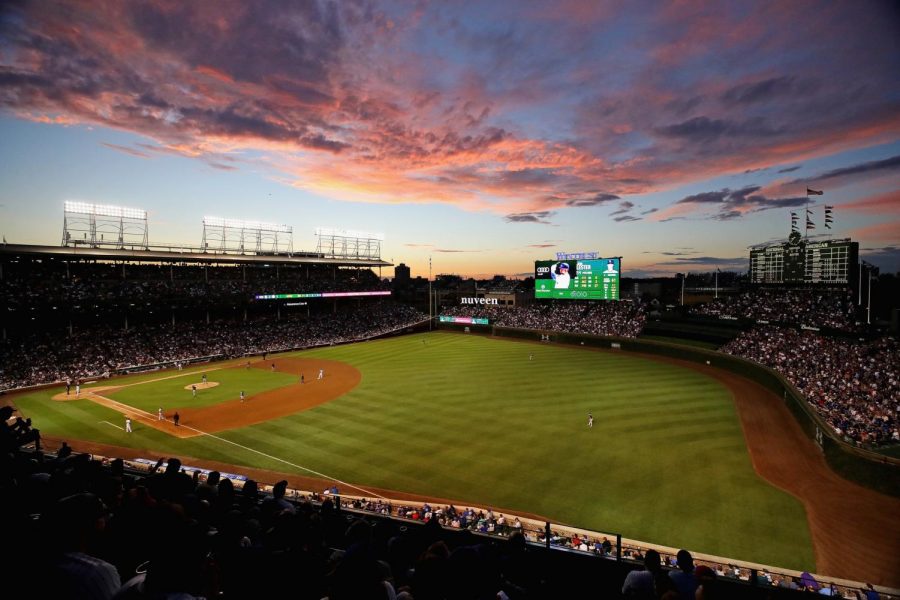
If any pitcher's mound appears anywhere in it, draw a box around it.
[183,382,220,390]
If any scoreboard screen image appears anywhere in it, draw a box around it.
[535,258,620,300]
[750,233,858,285]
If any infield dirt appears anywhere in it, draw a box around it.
[52,358,361,438]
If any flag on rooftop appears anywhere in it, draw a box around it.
[807,188,824,195]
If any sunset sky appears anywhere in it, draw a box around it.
[1,1,898,278]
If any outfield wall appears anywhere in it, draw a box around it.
[437,321,900,497]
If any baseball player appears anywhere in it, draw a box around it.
[125,417,132,433]
[158,407,164,421]
[201,373,207,385]
[192,384,197,397]
[317,368,324,380]
[551,262,572,289]
[588,413,593,428]
[240,390,245,402]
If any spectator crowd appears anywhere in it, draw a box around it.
[0,415,863,600]
[444,301,646,338]
[693,289,858,331]
[1,261,389,312]
[723,328,899,447]
[0,302,426,390]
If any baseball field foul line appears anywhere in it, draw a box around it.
[175,422,388,500]
[101,420,125,430]
[90,392,386,500]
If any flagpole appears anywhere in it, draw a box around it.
[867,266,872,325]
[715,269,718,299]
[805,188,810,240]
[858,261,862,305]
[428,256,433,331]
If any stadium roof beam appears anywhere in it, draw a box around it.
[62,201,149,250]
[0,243,392,268]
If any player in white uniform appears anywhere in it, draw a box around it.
[588,413,593,428]
[240,390,245,402]
[125,417,132,433]
[158,407,164,421]
[318,368,324,380]
[551,262,571,289]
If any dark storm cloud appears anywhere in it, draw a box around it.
[720,76,798,105]
[655,116,785,141]
[799,154,900,183]
[674,185,808,220]
[655,256,746,266]
[610,201,635,216]
[564,193,620,207]
[505,211,554,224]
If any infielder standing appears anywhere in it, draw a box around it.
[317,368,324,380]
[125,417,132,433]
[158,407,164,421]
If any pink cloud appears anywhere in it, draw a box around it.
[1,0,898,221]
[847,220,900,244]
[836,191,900,215]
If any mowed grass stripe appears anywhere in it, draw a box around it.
[17,332,814,571]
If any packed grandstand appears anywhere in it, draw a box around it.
[1,250,898,598]
[1,254,898,454]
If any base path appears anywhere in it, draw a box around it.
[172,358,361,436]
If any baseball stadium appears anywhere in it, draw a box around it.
[1,212,898,598]
[3,2,900,599]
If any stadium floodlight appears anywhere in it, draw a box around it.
[62,200,149,249]
[314,226,384,260]
[315,227,384,241]
[64,200,147,220]
[201,216,294,254]
[203,216,292,234]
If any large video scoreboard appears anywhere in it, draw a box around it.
[535,258,620,300]
[749,233,858,285]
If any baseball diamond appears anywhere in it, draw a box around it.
[8,332,900,587]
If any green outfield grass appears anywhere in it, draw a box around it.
[13,332,814,571]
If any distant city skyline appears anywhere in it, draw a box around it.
[1,1,898,278]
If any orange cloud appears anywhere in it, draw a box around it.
[847,220,900,244]
[836,191,900,215]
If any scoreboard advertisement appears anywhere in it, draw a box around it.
[750,233,858,285]
[439,316,489,325]
[535,258,620,300]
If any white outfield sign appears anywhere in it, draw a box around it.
[460,297,498,305]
